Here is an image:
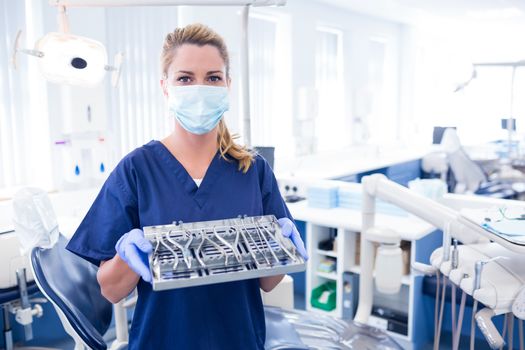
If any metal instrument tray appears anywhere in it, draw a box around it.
[145,215,306,291]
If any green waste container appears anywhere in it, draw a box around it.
[310,281,337,311]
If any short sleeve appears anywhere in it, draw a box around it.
[257,156,293,221]
[66,159,139,266]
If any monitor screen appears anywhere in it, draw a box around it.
[501,118,516,131]
[253,146,275,169]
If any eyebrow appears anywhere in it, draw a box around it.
[175,70,224,75]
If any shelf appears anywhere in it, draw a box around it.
[308,305,339,317]
[349,266,411,286]
[368,315,410,341]
[315,249,338,258]
[386,329,410,342]
[315,271,338,280]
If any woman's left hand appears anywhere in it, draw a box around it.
[277,218,309,260]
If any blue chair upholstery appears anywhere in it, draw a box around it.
[447,148,516,199]
[475,181,516,199]
[30,235,112,350]
[0,283,40,305]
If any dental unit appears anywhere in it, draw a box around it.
[356,174,525,349]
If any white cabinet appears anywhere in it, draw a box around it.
[60,85,107,134]
[288,200,435,349]
[305,223,415,347]
[306,224,355,318]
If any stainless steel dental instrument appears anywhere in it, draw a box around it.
[145,215,306,291]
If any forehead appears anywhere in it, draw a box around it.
[168,44,226,74]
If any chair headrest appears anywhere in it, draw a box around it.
[31,236,112,350]
[12,187,59,254]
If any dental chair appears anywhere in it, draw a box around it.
[441,128,516,199]
[30,234,114,350]
[10,187,113,350]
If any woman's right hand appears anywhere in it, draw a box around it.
[115,228,153,283]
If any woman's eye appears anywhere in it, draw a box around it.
[208,75,222,82]
[177,76,192,83]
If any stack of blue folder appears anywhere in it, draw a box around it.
[338,186,407,216]
[307,184,339,209]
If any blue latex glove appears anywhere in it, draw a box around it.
[277,218,309,260]
[115,228,153,283]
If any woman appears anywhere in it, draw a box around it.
[66,23,307,350]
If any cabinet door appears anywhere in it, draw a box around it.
[61,85,107,134]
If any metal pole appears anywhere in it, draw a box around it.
[16,268,33,341]
[113,302,129,344]
[354,177,376,324]
[240,5,252,146]
[3,306,13,350]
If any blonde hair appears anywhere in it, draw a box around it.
[161,23,254,173]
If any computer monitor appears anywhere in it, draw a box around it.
[253,146,275,169]
[501,118,516,131]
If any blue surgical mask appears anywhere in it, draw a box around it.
[167,85,229,135]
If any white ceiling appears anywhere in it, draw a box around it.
[317,0,525,26]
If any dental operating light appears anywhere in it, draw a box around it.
[12,5,123,87]
[13,30,123,87]
[454,60,525,93]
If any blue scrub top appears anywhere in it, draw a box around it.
[66,140,293,350]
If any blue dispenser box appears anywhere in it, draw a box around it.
[307,184,339,209]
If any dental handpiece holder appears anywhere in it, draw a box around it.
[145,215,306,291]
[474,257,510,349]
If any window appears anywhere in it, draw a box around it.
[0,0,27,188]
[366,39,387,142]
[0,0,52,192]
[315,26,345,151]
[365,37,400,144]
[249,15,276,148]
[248,13,293,156]
[105,7,176,157]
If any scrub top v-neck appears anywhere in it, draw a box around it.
[66,140,293,350]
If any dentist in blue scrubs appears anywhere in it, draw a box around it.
[66,23,307,350]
